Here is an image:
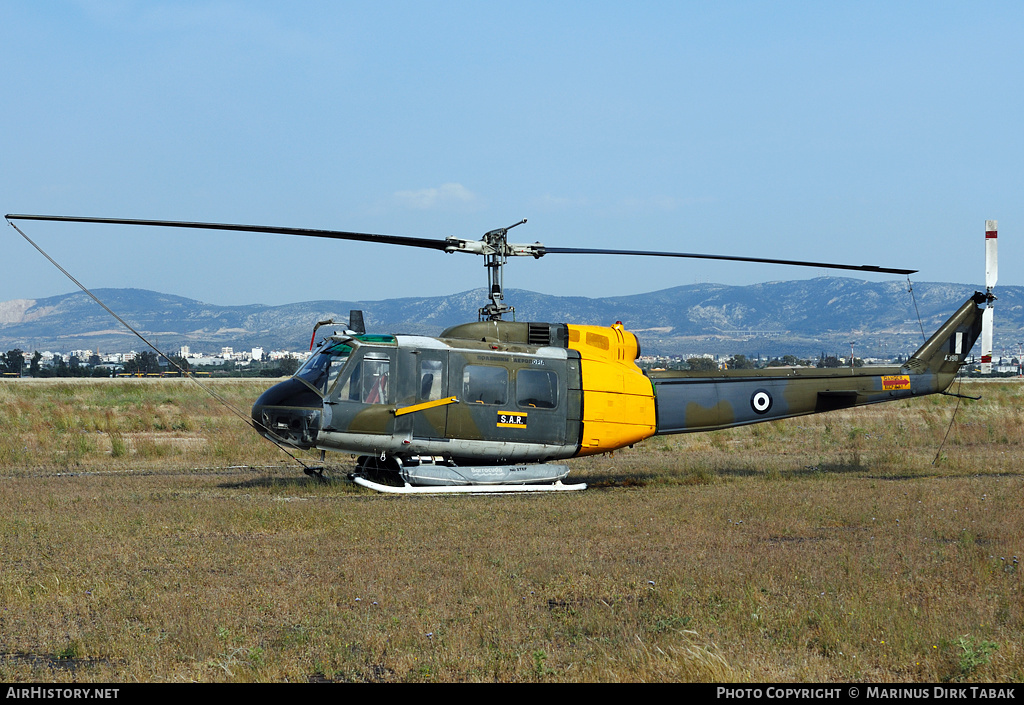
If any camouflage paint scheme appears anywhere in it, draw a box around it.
[252,293,987,477]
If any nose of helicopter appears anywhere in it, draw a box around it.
[251,378,323,449]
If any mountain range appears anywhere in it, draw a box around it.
[0,277,1019,359]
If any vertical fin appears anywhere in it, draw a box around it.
[905,294,986,376]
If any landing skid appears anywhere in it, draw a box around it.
[351,474,587,494]
[350,454,583,494]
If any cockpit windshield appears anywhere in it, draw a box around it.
[294,341,354,396]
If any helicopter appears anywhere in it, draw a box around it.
[5,214,998,493]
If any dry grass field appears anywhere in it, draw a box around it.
[0,377,1020,682]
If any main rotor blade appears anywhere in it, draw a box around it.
[542,246,917,275]
[4,214,452,252]
[6,214,918,275]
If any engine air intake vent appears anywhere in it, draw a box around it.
[528,323,551,346]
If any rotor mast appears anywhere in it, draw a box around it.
[442,218,544,321]
[481,219,527,320]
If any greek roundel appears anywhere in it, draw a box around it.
[750,389,773,414]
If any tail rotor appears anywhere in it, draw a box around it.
[981,220,998,374]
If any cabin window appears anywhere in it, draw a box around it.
[516,369,558,409]
[462,365,507,405]
[419,359,444,401]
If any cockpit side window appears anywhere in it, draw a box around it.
[336,362,361,401]
[361,356,390,404]
[294,342,353,396]
[334,352,391,404]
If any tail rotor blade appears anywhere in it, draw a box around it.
[985,220,998,291]
[981,220,998,374]
[981,305,994,374]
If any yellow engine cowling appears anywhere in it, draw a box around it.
[567,323,657,456]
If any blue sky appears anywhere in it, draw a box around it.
[2,1,1021,307]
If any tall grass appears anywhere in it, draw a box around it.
[0,378,1020,682]
[0,379,286,473]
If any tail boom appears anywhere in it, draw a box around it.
[650,294,987,435]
